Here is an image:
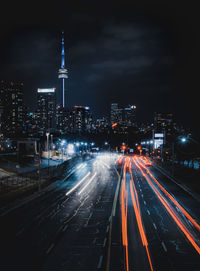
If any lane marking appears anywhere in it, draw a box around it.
[147,210,150,215]
[84,212,93,227]
[65,172,91,196]
[153,223,157,230]
[46,243,55,254]
[141,194,144,198]
[144,200,146,205]
[97,255,103,269]
[106,166,121,271]
[62,224,68,232]
[106,225,109,233]
[161,241,167,252]
[78,173,97,195]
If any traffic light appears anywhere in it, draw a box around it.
[121,145,127,150]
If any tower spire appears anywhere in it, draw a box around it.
[58,31,68,108]
[61,31,65,69]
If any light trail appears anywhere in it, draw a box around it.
[101,161,110,169]
[121,160,129,271]
[78,172,97,195]
[77,163,86,169]
[136,156,200,232]
[120,157,154,271]
[133,157,200,255]
[65,172,91,196]
[129,162,154,271]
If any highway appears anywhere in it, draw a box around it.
[0,153,200,271]
[110,155,200,271]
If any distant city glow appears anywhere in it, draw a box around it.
[67,144,75,154]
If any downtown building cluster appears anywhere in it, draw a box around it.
[0,33,187,153]
[0,78,186,151]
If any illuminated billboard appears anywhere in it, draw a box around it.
[154,133,164,138]
[37,88,56,93]
[154,133,164,149]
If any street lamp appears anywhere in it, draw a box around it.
[46,132,50,176]
[180,137,187,143]
[61,140,66,161]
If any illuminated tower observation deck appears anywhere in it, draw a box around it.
[58,32,68,108]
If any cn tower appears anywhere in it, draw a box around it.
[58,31,68,108]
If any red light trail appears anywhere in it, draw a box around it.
[133,156,200,255]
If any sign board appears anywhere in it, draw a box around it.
[154,133,164,138]
[154,133,164,149]
[154,139,163,149]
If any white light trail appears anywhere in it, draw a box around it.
[101,161,110,169]
[78,172,97,195]
[65,172,91,196]
[77,163,86,170]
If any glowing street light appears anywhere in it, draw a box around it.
[180,137,187,143]
[61,139,66,146]
[67,144,75,155]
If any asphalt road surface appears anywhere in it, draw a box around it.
[0,153,199,271]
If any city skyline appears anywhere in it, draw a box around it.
[0,2,199,135]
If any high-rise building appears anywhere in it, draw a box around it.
[25,111,38,137]
[36,88,56,135]
[96,117,109,133]
[58,32,68,108]
[110,103,123,125]
[72,106,91,134]
[124,105,136,127]
[56,106,73,134]
[0,80,26,138]
[154,112,176,136]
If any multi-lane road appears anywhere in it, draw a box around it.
[0,153,199,271]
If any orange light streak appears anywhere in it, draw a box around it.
[133,157,200,255]
[121,159,129,271]
[136,157,200,232]
[129,163,154,271]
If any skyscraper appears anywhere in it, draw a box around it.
[154,112,175,136]
[124,105,136,127]
[110,103,123,125]
[72,106,91,134]
[58,32,68,108]
[36,88,56,135]
[0,80,26,138]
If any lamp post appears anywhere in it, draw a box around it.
[46,132,50,177]
[171,136,190,177]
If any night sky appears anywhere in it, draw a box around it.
[0,2,199,134]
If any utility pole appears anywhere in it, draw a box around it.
[46,132,50,178]
[38,142,41,192]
